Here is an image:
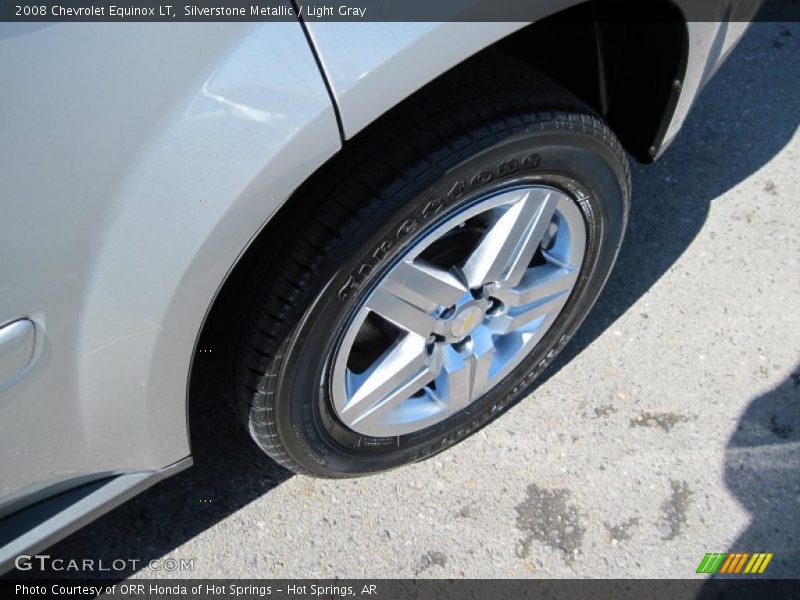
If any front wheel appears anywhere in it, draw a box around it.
[227,63,630,477]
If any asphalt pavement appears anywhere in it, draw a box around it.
[13,21,800,579]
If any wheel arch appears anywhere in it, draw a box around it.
[304,1,689,163]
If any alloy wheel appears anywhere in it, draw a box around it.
[330,185,587,437]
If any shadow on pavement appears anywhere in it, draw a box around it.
[8,20,798,579]
[720,371,800,578]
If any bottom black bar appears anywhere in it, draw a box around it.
[3,579,800,600]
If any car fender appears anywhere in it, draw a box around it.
[0,19,339,509]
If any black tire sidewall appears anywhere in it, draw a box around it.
[270,123,628,476]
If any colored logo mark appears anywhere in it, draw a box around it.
[696,552,773,574]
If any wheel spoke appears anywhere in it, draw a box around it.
[343,335,442,427]
[381,260,467,312]
[462,189,559,289]
[437,331,494,411]
[490,290,571,335]
[491,264,578,308]
[367,260,466,337]
[366,288,441,337]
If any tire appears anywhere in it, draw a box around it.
[224,56,630,477]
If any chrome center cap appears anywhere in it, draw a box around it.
[448,305,485,339]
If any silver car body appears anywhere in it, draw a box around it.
[0,3,751,569]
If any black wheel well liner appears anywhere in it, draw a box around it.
[494,0,689,163]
